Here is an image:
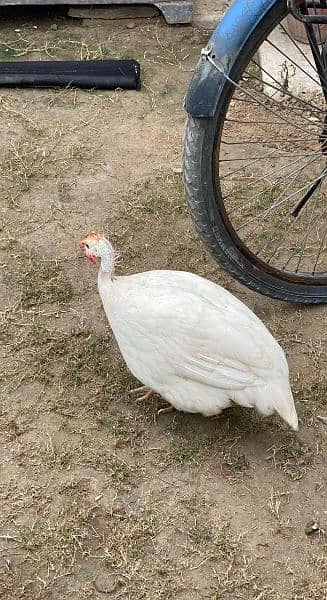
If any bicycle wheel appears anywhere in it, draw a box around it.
[183,1,327,303]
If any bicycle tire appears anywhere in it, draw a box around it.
[183,1,327,303]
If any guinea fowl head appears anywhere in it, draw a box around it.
[79,232,116,276]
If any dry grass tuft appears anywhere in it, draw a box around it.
[266,435,314,480]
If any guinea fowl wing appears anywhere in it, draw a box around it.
[107,273,285,389]
[163,302,281,388]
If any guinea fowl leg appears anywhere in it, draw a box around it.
[129,387,175,414]
[157,406,175,416]
[128,386,154,402]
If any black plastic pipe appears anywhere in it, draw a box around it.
[0,59,141,89]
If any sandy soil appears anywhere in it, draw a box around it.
[0,7,326,600]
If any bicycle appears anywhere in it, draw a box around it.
[183,0,327,303]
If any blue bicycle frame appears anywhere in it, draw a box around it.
[185,0,280,117]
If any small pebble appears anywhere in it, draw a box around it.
[126,21,137,29]
[305,520,321,536]
[14,28,21,32]
[50,23,58,31]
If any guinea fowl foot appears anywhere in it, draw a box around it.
[157,406,175,416]
[128,386,154,402]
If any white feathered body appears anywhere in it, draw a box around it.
[98,269,298,429]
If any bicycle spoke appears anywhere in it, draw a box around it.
[294,194,319,273]
[233,83,324,132]
[220,150,321,162]
[312,227,327,273]
[282,205,326,271]
[220,148,321,180]
[228,152,318,219]
[255,214,298,259]
[265,38,322,89]
[266,214,306,264]
[222,150,321,204]
[249,58,325,116]
[213,62,324,136]
[279,21,327,87]
[236,170,327,233]
[242,173,316,244]
[222,137,323,145]
[225,118,286,125]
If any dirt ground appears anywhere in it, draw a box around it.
[0,7,326,600]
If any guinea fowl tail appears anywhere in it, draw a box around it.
[273,384,298,431]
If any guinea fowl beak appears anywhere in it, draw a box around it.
[78,240,97,265]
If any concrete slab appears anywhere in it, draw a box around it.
[0,0,193,24]
[68,6,159,19]
[259,24,321,97]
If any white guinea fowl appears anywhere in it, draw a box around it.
[79,232,298,430]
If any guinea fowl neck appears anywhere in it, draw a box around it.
[99,239,116,278]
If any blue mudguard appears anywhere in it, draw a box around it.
[185,0,281,117]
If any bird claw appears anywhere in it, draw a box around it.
[128,386,154,403]
[136,391,154,403]
[157,406,175,416]
[128,386,174,413]
[129,385,150,395]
